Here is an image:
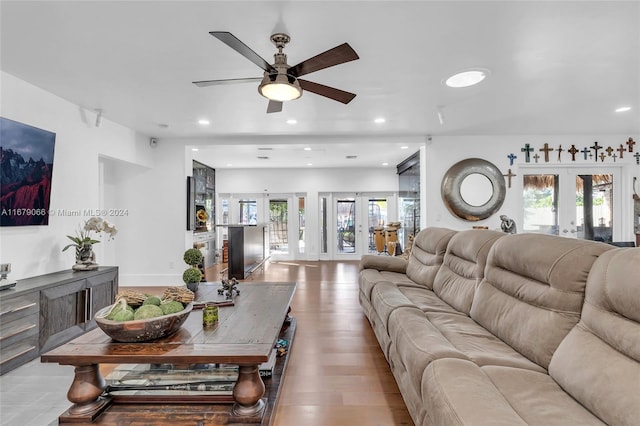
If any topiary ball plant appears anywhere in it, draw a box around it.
[183,248,203,267]
[182,267,203,292]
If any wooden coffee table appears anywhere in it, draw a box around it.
[41,282,296,424]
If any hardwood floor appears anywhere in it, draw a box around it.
[0,260,413,426]
[261,260,414,426]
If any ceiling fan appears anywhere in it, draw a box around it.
[193,32,359,113]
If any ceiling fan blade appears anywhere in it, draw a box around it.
[298,79,356,104]
[193,77,262,87]
[267,100,283,114]
[210,31,276,73]
[288,43,359,77]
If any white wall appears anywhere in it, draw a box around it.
[0,72,153,280]
[425,135,638,241]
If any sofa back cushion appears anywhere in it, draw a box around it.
[548,248,640,426]
[432,229,504,314]
[469,234,613,368]
[405,227,457,289]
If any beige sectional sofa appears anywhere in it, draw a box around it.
[359,227,640,426]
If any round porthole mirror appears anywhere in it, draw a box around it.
[441,158,506,221]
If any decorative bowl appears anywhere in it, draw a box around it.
[94,302,193,342]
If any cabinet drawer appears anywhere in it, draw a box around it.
[0,293,39,323]
[0,334,38,375]
[0,312,39,348]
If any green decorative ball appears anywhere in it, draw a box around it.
[182,267,202,284]
[112,310,135,322]
[160,300,185,315]
[142,296,162,306]
[183,248,203,266]
[134,304,163,320]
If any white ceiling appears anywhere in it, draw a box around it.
[1,1,638,169]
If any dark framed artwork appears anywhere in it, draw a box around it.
[1,117,56,226]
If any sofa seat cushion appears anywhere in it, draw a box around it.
[371,283,463,332]
[359,268,413,300]
[422,358,605,426]
[388,308,545,399]
[425,312,546,373]
[388,307,470,395]
[398,285,463,314]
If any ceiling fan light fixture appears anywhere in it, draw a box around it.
[259,73,302,102]
[444,68,490,88]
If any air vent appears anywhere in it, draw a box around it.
[257,156,269,160]
[346,155,358,159]
[258,147,273,151]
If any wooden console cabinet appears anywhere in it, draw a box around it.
[0,267,118,375]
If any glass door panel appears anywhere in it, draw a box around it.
[367,198,388,254]
[336,198,356,254]
[269,199,288,254]
[523,174,559,235]
[239,200,256,224]
[298,196,305,254]
[574,174,613,242]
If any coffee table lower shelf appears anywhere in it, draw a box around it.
[58,318,296,426]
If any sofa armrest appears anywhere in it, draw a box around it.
[359,255,407,273]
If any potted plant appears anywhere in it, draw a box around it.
[63,217,117,271]
[182,248,204,292]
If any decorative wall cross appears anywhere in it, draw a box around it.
[627,137,636,152]
[581,147,590,160]
[635,152,640,165]
[568,145,579,161]
[539,143,554,162]
[605,146,614,157]
[521,144,534,163]
[533,153,540,163]
[507,153,517,166]
[612,153,617,162]
[557,145,564,162]
[617,144,625,159]
[590,141,602,162]
[599,152,606,162]
[503,169,516,188]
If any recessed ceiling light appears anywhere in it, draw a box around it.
[227,163,233,167]
[382,162,389,166]
[192,148,199,152]
[401,146,409,150]
[304,147,312,151]
[444,68,490,88]
[287,119,297,124]
[198,119,210,125]
[307,163,313,166]
[615,106,631,112]
[374,117,386,124]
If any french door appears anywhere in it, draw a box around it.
[521,166,621,242]
[320,193,395,259]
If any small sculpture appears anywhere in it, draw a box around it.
[73,242,98,270]
[500,215,517,234]
[218,277,240,300]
